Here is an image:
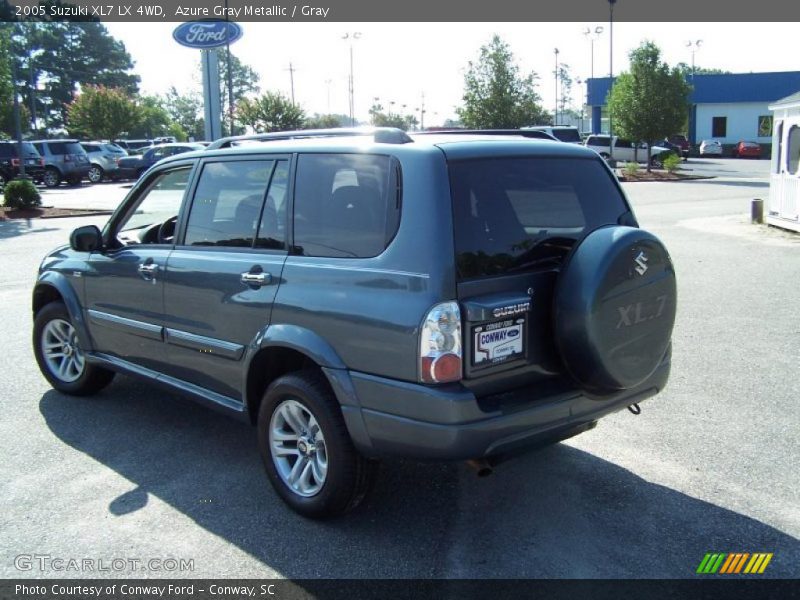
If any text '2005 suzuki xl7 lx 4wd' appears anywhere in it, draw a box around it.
[33,128,676,518]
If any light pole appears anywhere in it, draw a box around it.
[608,0,616,160]
[342,32,361,127]
[686,39,703,81]
[583,25,603,132]
[554,48,560,126]
[324,79,332,114]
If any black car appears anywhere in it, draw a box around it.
[0,141,45,185]
[116,143,206,179]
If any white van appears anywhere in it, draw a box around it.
[523,126,582,144]
[584,134,673,166]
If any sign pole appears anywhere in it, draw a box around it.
[201,49,222,141]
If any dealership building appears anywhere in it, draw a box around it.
[587,71,800,147]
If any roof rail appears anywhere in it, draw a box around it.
[206,127,413,150]
[413,129,558,141]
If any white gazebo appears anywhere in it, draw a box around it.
[768,91,800,232]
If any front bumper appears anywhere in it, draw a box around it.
[329,354,671,461]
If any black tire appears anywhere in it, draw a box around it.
[33,302,114,396]
[257,369,377,518]
[87,165,104,183]
[43,168,61,188]
[650,155,664,168]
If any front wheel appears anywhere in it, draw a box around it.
[650,155,664,168]
[257,370,377,518]
[33,302,115,395]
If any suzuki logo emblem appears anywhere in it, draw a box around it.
[634,251,649,275]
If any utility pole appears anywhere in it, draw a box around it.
[10,62,26,178]
[608,0,616,161]
[285,62,296,104]
[554,48,560,126]
[223,0,235,137]
[419,92,426,131]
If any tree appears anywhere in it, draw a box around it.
[556,64,573,121]
[216,52,260,136]
[675,63,731,77]
[9,22,140,132]
[163,87,205,141]
[606,41,691,171]
[236,91,305,133]
[127,96,181,139]
[457,35,549,129]
[368,102,417,130]
[66,85,140,141]
[304,113,346,129]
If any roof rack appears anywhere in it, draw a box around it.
[206,127,413,150]
[413,129,558,141]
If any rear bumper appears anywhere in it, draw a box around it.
[329,354,670,461]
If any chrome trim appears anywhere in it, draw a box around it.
[164,328,244,361]
[288,261,430,279]
[87,309,163,341]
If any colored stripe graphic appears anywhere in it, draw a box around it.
[698,552,773,574]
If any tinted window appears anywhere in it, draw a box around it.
[82,144,100,153]
[184,160,274,247]
[551,128,581,143]
[256,160,289,250]
[616,139,634,149]
[450,157,628,280]
[293,154,398,258]
[587,136,610,148]
[0,143,39,158]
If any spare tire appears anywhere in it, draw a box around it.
[553,225,676,394]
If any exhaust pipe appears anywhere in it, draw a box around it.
[465,458,494,477]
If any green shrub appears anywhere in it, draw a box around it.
[2,178,41,209]
[623,161,640,176]
[663,153,682,173]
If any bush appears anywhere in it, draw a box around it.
[623,161,640,176]
[2,178,41,209]
[663,153,682,173]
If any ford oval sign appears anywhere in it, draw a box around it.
[172,21,242,49]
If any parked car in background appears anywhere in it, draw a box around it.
[523,125,583,144]
[31,139,91,188]
[153,136,177,144]
[666,134,690,158]
[113,139,154,155]
[81,142,128,183]
[0,141,45,185]
[116,143,206,179]
[584,134,674,166]
[733,141,761,158]
[699,139,723,156]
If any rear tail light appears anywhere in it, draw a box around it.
[419,301,462,383]
[11,158,19,167]
[39,158,45,167]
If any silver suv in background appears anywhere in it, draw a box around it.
[81,142,128,183]
[31,139,91,187]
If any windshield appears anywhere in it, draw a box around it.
[449,157,629,280]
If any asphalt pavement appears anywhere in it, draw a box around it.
[0,157,797,579]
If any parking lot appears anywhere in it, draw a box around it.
[1,157,798,579]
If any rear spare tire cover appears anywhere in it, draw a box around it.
[553,225,676,394]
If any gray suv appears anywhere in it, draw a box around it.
[32,128,676,518]
[31,139,91,187]
[81,142,128,183]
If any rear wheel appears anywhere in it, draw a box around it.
[257,370,377,518]
[33,302,115,395]
[650,154,664,168]
[43,168,61,188]
[87,165,104,183]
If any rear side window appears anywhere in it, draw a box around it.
[587,136,610,148]
[0,145,13,158]
[293,154,399,258]
[552,129,581,143]
[184,160,277,248]
[449,157,628,280]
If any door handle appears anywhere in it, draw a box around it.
[137,262,159,280]
[240,271,272,287]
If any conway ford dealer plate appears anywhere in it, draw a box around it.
[473,319,524,365]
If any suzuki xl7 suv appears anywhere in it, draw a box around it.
[32,128,676,518]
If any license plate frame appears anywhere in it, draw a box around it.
[472,318,525,367]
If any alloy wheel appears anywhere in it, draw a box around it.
[41,318,85,383]
[269,399,328,497]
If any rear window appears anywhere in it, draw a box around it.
[587,136,610,148]
[551,129,581,143]
[449,157,628,280]
[47,141,84,155]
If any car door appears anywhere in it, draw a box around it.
[83,164,194,372]
[161,156,290,401]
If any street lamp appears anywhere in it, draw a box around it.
[342,32,361,126]
[686,39,703,81]
[608,0,617,160]
[583,25,603,132]
[554,48,560,126]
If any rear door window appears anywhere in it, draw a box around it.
[449,157,628,279]
[292,154,400,258]
[183,160,275,248]
[552,129,581,143]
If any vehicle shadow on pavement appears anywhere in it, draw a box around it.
[0,220,59,240]
[40,377,799,579]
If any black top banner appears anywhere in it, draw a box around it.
[4,0,800,22]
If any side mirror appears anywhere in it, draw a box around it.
[70,225,103,252]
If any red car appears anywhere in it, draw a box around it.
[734,141,761,158]
[667,134,690,158]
